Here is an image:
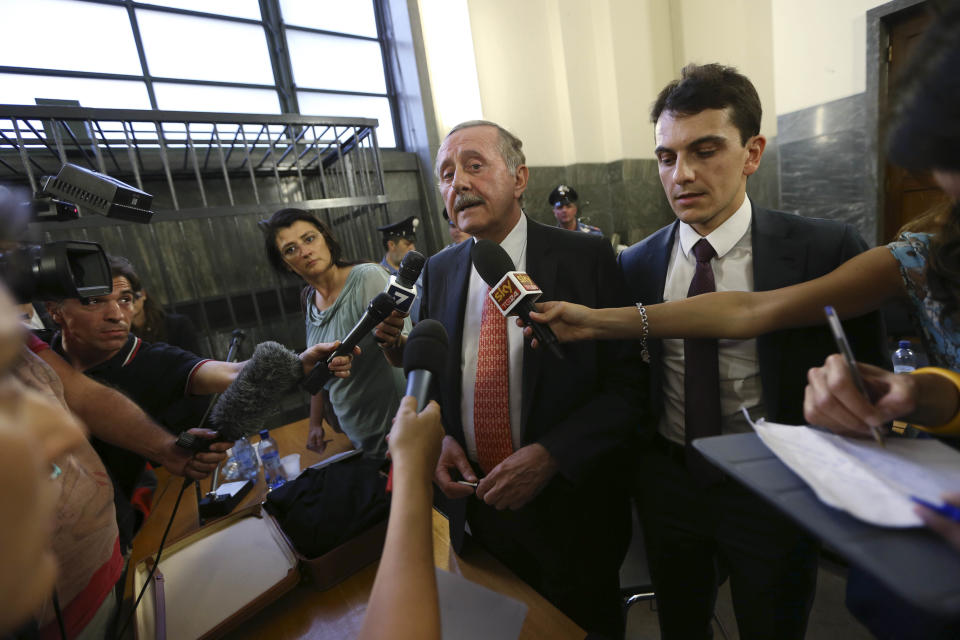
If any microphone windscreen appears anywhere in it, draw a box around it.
[402,319,449,377]
[471,239,515,287]
[369,291,399,321]
[210,341,303,440]
[396,250,426,288]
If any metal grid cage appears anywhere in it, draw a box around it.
[1,104,393,364]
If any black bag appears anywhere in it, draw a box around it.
[263,456,389,559]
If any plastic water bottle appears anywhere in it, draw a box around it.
[232,436,259,483]
[892,340,917,374]
[259,429,287,490]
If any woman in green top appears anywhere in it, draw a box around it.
[262,209,408,460]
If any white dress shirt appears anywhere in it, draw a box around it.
[659,197,762,445]
[461,214,527,461]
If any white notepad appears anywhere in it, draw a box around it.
[748,412,960,527]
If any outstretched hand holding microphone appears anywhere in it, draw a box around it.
[361,319,446,640]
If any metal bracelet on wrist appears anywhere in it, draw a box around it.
[635,302,650,363]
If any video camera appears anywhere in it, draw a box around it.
[0,164,155,303]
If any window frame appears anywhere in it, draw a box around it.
[0,0,402,147]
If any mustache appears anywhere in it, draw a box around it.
[454,193,485,212]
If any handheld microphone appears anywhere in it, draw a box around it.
[402,319,449,411]
[229,328,245,351]
[384,250,425,314]
[300,292,398,394]
[175,341,304,451]
[470,239,564,359]
[387,319,449,492]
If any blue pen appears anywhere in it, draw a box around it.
[911,496,960,523]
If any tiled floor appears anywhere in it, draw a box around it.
[624,563,874,639]
[620,507,874,639]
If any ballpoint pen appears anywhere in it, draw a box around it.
[911,496,960,523]
[824,306,885,447]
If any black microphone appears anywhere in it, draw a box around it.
[386,319,449,492]
[228,328,245,353]
[175,341,305,451]
[402,319,449,411]
[300,292,398,394]
[384,250,425,314]
[470,239,564,359]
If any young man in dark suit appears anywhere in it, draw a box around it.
[617,64,885,639]
[376,120,644,637]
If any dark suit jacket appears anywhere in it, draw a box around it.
[618,204,886,429]
[419,217,645,549]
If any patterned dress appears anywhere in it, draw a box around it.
[888,232,960,369]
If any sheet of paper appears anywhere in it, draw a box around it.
[436,568,527,640]
[213,480,249,498]
[749,416,960,527]
[829,434,960,504]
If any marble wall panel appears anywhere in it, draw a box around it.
[526,158,678,247]
[776,93,876,244]
[780,129,871,241]
[621,180,677,245]
[777,95,866,145]
[526,165,569,226]
[748,138,781,211]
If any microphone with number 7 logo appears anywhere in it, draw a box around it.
[384,250,425,313]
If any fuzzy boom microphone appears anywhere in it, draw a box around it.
[175,341,304,451]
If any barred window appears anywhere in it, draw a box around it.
[0,0,398,146]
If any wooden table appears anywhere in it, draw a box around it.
[127,419,585,639]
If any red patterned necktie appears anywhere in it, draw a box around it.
[684,238,723,485]
[474,287,513,474]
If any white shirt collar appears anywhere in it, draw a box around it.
[472,212,528,271]
[678,196,752,259]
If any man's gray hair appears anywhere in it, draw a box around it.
[436,120,526,206]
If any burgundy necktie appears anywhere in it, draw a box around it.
[684,238,723,485]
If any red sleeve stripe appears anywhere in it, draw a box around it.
[185,359,214,396]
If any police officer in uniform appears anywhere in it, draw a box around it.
[548,184,602,236]
[377,215,419,275]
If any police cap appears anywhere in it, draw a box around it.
[377,215,419,242]
[548,184,578,207]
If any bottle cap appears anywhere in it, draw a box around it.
[898,340,911,349]
[259,429,269,439]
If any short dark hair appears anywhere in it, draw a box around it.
[650,63,762,145]
[260,208,348,274]
[107,255,141,290]
[109,254,174,342]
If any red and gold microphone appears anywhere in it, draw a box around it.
[471,239,564,359]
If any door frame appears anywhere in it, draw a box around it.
[865,0,929,246]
